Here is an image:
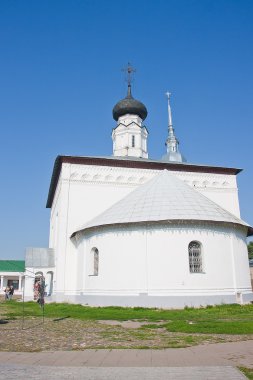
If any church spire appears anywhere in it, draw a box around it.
[166,91,173,127]
[166,91,178,151]
[162,92,186,163]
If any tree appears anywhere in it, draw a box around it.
[248,242,253,259]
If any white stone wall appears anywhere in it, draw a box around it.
[76,223,251,304]
[49,162,242,299]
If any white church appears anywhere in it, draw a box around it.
[24,67,253,308]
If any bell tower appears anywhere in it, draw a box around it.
[112,64,148,158]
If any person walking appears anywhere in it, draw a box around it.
[4,286,10,300]
[8,285,14,300]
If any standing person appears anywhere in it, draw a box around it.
[4,286,10,300]
[9,285,14,300]
[34,281,40,301]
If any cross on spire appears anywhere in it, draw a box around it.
[165,91,171,99]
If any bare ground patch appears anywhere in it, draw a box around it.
[0,316,252,352]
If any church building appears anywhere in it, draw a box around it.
[24,66,253,308]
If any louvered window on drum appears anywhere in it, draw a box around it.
[188,241,203,273]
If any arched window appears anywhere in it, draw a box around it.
[91,248,99,276]
[132,135,135,147]
[188,241,203,273]
[45,271,54,296]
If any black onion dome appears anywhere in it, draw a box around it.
[113,85,148,121]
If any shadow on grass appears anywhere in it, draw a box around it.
[53,316,71,322]
[0,319,8,324]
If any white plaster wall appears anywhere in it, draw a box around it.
[231,229,251,289]
[112,114,148,158]
[49,162,242,298]
[112,125,148,158]
[83,228,147,293]
[49,174,62,249]
[49,169,68,295]
[77,223,251,298]
[147,224,250,295]
[24,273,35,298]
[48,170,63,295]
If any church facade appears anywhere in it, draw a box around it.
[24,73,253,307]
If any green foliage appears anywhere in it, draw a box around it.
[248,241,253,259]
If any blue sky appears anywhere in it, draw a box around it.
[0,0,253,259]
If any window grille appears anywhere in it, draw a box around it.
[188,241,202,273]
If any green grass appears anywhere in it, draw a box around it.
[1,301,253,335]
[163,320,253,334]
[239,367,253,379]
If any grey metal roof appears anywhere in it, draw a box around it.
[72,170,252,236]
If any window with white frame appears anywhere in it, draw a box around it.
[188,241,203,273]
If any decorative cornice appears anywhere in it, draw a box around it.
[63,170,237,191]
[46,155,242,208]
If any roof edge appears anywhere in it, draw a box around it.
[0,260,25,272]
[71,219,252,239]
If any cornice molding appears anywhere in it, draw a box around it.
[46,155,241,208]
